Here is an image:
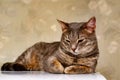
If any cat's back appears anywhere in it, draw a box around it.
[33,41,60,56]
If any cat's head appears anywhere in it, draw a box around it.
[58,17,98,57]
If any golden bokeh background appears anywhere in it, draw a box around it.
[0,0,120,80]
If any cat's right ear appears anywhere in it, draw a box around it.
[57,19,68,33]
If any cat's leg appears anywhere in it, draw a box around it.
[14,50,42,71]
[1,62,27,71]
[44,57,64,74]
[64,65,94,74]
[1,48,41,71]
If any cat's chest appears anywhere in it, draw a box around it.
[55,52,80,66]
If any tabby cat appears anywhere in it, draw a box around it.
[1,17,99,74]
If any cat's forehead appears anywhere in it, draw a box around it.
[64,22,88,39]
[68,22,85,29]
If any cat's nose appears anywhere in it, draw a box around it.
[71,47,76,52]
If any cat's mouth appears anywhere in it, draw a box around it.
[69,50,79,55]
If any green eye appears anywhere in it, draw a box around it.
[66,39,70,43]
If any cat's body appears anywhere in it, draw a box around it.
[1,17,99,74]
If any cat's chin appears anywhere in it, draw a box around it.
[71,52,87,57]
[71,51,88,57]
[71,52,80,55]
[72,53,79,55]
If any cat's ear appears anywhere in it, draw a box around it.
[85,17,96,33]
[57,19,68,33]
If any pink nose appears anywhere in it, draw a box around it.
[71,47,76,52]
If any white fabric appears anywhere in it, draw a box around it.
[0,71,107,80]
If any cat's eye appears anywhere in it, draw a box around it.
[66,39,70,43]
[78,39,84,43]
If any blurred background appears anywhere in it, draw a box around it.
[0,0,120,80]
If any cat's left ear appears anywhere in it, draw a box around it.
[85,17,96,33]
[57,19,68,33]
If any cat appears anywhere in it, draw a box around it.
[1,17,99,74]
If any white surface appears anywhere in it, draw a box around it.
[0,71,107,80]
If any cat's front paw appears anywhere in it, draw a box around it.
[64,65,94,74]
[64,66,77,74]
[47,57,64,73]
